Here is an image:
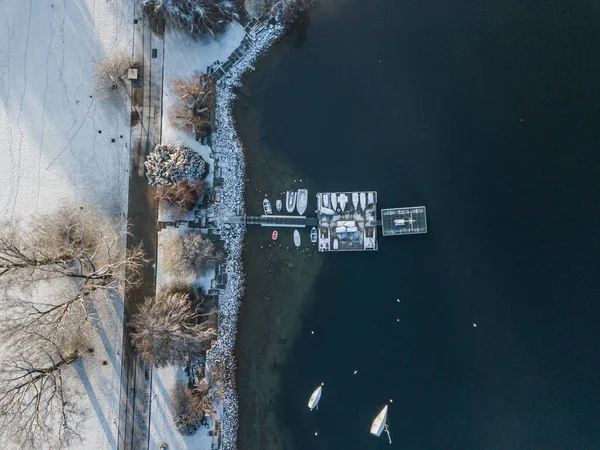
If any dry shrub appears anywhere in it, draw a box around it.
[154,180,207,211]
[170,73,215,138]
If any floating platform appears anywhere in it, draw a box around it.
[316,191,378,252]
[381,206,427,236]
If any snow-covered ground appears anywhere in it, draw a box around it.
[151,18,287,450]
[158,23,245,224]
[0,0,134,448]
[150,225,217,449]
[150,24,246,449]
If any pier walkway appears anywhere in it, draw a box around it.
[222,215,318,227]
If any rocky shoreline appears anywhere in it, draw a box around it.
[209,21,285,450]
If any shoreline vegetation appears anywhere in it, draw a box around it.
[143,1,315,448]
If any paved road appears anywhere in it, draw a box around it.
[118,5,165,450]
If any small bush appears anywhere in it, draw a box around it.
[154,180,207,211]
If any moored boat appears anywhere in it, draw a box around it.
[359,192,366,210]
[276,199,282,212]
[331,193,338,211]
[352,192,359,210]
[293,229,301,247]
[333,238,339,250]
[322,193,330,208]
[310,227,317,243]
[338,193,348,212]
[286,191,296,213]
[308,385,323,411]
[297,188,308,215]
[320,206,335,215]
[272,230,278,240]
[370,405,392,444]
[263,198,272,215]
[368,192,374,205]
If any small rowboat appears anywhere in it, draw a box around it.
[310,227,317,243]
[293,229,301,247]
[272,230,278,240]
[276,199,282,212]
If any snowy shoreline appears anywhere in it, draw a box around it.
[209,22,285,450]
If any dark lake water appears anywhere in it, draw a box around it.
[236,1,600,448]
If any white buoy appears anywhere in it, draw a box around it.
[354,370,358,375]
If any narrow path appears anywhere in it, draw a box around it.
[117,4,165,449]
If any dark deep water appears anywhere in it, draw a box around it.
[236,1,600,448]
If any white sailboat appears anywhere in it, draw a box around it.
[370,405,392,444]
[307,385,323,411]
[338,193,348,212]
[331,193,338,211]
[367,192,374,205]
[359,192,366,210]
[352,192,359,210]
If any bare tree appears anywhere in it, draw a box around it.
[160,231,222,275]
[0,208,147,337]
[142,0,238,38]
[153,180,207,211]
[95,52,132,97]
[181,232,223,271]
[170,73,215,138]
[129,292,216,367]
[0,333,86,449]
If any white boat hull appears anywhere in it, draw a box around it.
[323,193,330,208]
[370,405,388,436]
[331,194,338,211]
[293,229,301,247]
[276,200,282,212]
[286,191,296,213]
[352,192,359,210]
[308,386,322,411]
[359,193,366,210]
[297,189,308,215]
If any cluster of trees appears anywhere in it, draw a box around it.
[0,208,147,448]
[170,72,215,140]
[142,0,238,37]
[145,143,209,211]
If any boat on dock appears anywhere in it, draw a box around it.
[338,193,348,212]
[310,227,317,243]
[286,191,296,213]
[320,206,335,215]
[352,192,359,210]
[263,198,272,215]
[359,192,366,210]
[370,405,392,444]
[293,229,301,247]
[272,230,278,240]
[322,193,330,208]
[276,199,282,212]
[297,189,308,215]
[308,385,323,411]
[368,192,374,205]
[333,238,339,250]
[331,193,338,211]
